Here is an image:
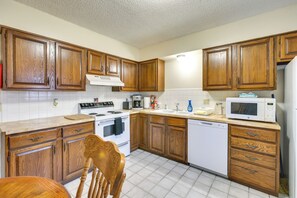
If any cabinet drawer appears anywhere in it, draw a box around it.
[230,125,276,143]
[230,159,276,192]
[230,148,276,169]
[167,117,186,127]
[9,128,60,149]
[63,122,94,137]
[231,137,276,156]
[150,116,165,124]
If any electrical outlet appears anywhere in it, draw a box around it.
[0,103,2,112]
[203,99,210,105]
[53,98,58,107]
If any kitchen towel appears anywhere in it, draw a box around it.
[114,117,123,135]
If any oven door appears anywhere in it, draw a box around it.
[226,99,264,121]
[95,116,130,146]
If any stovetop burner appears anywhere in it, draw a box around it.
[96,114,106,117]
[89,113,98,115]
[107,111,123,114]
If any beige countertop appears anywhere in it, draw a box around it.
[126,109,281,131]
[0,114,95,135]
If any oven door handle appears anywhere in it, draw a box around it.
[117,141,129,147]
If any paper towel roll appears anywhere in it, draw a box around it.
[144,97,150,109]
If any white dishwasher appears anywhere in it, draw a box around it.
[188,119,228,177]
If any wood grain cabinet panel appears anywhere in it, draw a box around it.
[139,114,149,150]
[130,114,139,151]
[106,55,120,77]
[277,31,297,62]
[120,59,138,91]
[2,28,55,90]
[149,123,166,155]
[9,141,57,180]
[62,132,92,182]
[203,46,232,90]
[166,126,186,162]
[87,50,106,75]
[235,37,275,90]
[56,42,86,90]
[139,59,164,91]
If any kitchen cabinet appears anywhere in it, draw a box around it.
[149,123,166,155]
[203,37,276,90]
[1,28,55,90]
[120,59,139,91]
[203,46,232,90]
[229,125,279,196]
[6,122,94,183]
[139,114,149,150]
[106,55,121,77]
[235,37,275,90]
[130,114,139,151]
[87,50,106,75]
[56,42,87,90]
[277,31,297,62]
[139,59,165,91]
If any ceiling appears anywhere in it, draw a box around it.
[14,0,297,48]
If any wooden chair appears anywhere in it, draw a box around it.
[76,134,126,198]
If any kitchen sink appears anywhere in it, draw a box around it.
[154,109,193,115]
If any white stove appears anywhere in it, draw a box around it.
[79,101,130,156]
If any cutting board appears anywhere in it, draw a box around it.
[64,114,92,120]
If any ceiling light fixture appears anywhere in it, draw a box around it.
[176,54,186,63]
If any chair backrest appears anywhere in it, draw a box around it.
[76,134,126,198]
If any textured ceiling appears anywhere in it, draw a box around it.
[14,0,297,48]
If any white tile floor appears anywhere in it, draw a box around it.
[64,149,289,198]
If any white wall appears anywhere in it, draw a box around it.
[0,0,139,61]
[140,3,297,60]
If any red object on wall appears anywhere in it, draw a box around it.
[0,64,2,88]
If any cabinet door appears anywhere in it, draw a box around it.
[235,37,275,90]
[130,114,139,151]
[149,123,165,155]
[277,32,297,62]
[56,42,86,90]
[3,29,55,89]
[139,60,157,91]
[106,55,120,76]
[9,141,57,179]
[166,126,187,162]
[63,133,91,181]
[203,46,232,90]
[139,114,149,150]
[121,59,139,91]
[87,50,105,75]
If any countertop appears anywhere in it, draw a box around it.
[0,114,95,135]
[126,109,281,131]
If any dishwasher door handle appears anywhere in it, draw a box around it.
[200,122,213,126]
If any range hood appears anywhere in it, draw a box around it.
[86,74,124,86]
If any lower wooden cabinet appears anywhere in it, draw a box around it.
[139,114,149,150]
[130,114,139,151]
[6,122,94,183]
[166,126,187,162]
[229,125,279,196]
[149,123,166,155]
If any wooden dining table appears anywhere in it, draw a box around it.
[0,176,71,198]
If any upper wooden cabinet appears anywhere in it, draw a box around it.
[139,59,165,92]
[277,31,297,62]
[87,50,106,75]
[56,42,87,90]
[2,28,55,90]
[203,37,276,91]
[106,55,120,77]
[235,37,275,90]
[120,59,139,91]
[203,46,232,90]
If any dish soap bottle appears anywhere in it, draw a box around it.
[187,99,193,112]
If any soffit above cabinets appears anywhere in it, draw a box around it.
[14,0,297,48]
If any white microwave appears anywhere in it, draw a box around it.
[226,97,276,122]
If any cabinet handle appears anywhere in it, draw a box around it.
[100,65,104,72]
[75,128,83,133]
[53,146,56,155]
[239,166,258,174]
[229,78,232,86]
[246,132,258,137]
[245,155,258,161]
[56,78,59,85]
[246,144,258,150]
[28,136,43,142]
[47,77,50,85]
[63,142,66,152]
[237,77,240,85]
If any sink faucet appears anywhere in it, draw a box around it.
[176,103,180,111]
[164,104,168,110]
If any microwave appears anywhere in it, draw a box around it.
[226,97,276,122]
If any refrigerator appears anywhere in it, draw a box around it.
[285,56,297,198]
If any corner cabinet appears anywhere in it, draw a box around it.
[203,37,276,91]
[139,59,165,91]
[1,28,55,90]
[56,42,87,90]
[203,46,232,90]
[277,31,297,62]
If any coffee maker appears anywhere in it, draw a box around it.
[132,95,143,109]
